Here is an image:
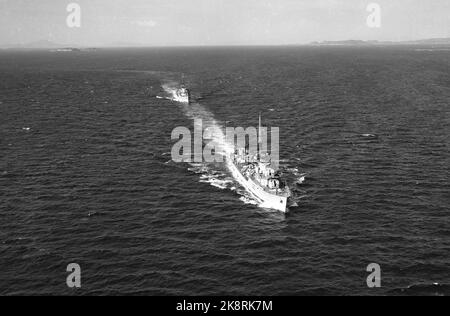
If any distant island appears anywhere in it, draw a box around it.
[310,38,450,46]
[0,40,98,52]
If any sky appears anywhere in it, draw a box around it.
[0,0,449,47]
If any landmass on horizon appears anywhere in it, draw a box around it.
[311,38,450,46]
[2,38,450,50]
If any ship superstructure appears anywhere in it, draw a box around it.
[172,86,191,104]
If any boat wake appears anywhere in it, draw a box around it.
[158,82,179,102]
[389,282,450,296]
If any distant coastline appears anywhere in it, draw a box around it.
[1,37,450,50]
[310,38,450,46]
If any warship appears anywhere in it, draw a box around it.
[227,115,291,212]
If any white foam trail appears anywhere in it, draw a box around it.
[163,84,234,157]
[299,176,306,183]
[163,83,257,205]
[361,133,377,138]
[199,176,233,190]
[239,195,258,205]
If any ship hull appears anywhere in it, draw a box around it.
[227,159,288,212]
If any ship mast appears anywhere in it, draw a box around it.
[258,112,262,161]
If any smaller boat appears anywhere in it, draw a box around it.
[172,86,191,104]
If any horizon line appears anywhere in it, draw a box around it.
[2,36,450,50]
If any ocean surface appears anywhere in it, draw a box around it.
[0,46,449,296]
